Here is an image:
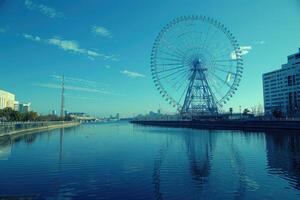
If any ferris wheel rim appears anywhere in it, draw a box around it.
[151,15,243,112]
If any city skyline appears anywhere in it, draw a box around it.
[1,0,300,117]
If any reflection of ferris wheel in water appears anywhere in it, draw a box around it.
[151,15,243,116]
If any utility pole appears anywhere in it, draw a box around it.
[60,75,65,121]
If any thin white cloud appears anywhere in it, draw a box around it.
[0,27,8,33]
[254,40,265,45]
[22,33,116,61]
[92,26,112,38]
[33,83,112,95]
[23,33,41,41]
[37,75,116,96]
[49,75,107,88]
[64,94,99,101]
[121,70,146,78]
[24,0,64,18]
[231,46,252,60]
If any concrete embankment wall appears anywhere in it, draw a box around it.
[131,120,300,131]
[0,121,80,138]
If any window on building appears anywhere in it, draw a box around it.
[288,75,293,86]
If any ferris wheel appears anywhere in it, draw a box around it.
[151,15,243,116]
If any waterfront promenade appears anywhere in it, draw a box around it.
[0,121,80,138]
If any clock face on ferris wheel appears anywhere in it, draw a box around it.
[151,15,243,115]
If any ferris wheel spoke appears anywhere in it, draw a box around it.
[203,28,219,52]
[202,23,213,51]
[175,32,194,54]
[207,78,223,101]
[209,45,231,59]
[181,22,203,50]
[175,77,189,91]
[159,68,189,80]
[158,49,185,60]
[210,43,232,57]
[213,50,233,59]
[156,62,184,67]
[166,69,190,84]
[206,71,232,88]
[178,83,190,105]
[170,70,191,88]
[176,22,196,49]
[156,56,183,62]
[214,63,233,68]
[205,80,219,104]
[160,38,186,57]
[182,29,202,51]
[211,46,232,58]
[156,65,186,74]
[214,59,237,63]
[213,66,236,76]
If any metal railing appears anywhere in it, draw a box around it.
[0,121,68,135]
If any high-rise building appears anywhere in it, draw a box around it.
[19,103,31,113]
[0,89,15,110]
[263,48,300,117]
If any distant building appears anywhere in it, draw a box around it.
[14,101,19,111]
[68,112,95,121]
[0,89,15,110]
[68,112,85,117]
[19,103,31,113]
[263,48,300,117]
[52,110,57,115]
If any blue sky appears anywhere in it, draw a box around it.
[0,0,300,117]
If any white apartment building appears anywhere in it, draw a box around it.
[0,89,15,110]
[263,48,300,117]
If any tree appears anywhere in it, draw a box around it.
[257,104,264,116]
[0,108,40,121]
[272,109,283,119]
[22,111,38,121]
[0,107,22,121]
[243,108,250,115]
[251,105,257,116]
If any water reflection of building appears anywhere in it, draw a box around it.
[0,138,12,160]
[265,133,300,189]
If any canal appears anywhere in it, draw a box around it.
[0,122,300,199]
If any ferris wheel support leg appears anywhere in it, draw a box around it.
[181,70,197,115]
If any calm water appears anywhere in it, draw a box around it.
[1,122,300,199]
